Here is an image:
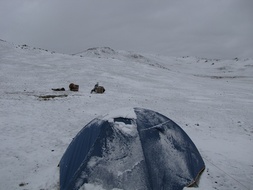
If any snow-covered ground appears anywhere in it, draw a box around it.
[0,39,252,190]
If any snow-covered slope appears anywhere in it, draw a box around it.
[0,40,253,190]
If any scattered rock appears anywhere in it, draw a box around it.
[19,182,28,187]
[38,94,68,100]
[69,83,79,91]
[52,88,65,91]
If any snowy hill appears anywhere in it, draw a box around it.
[0,40,253,190]
[73,46,153,65]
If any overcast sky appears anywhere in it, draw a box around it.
[0,0,252,59]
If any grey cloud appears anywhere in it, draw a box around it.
[0,0,252,59]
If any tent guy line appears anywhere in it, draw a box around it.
[139,120,171,131]
[202,156,250,190]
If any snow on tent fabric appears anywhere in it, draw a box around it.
[59,108,205,190]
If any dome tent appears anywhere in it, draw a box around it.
[59,107,205,190]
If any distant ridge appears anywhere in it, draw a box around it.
[72,47,117,58]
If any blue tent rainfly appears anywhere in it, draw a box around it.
[59,107,205,190]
